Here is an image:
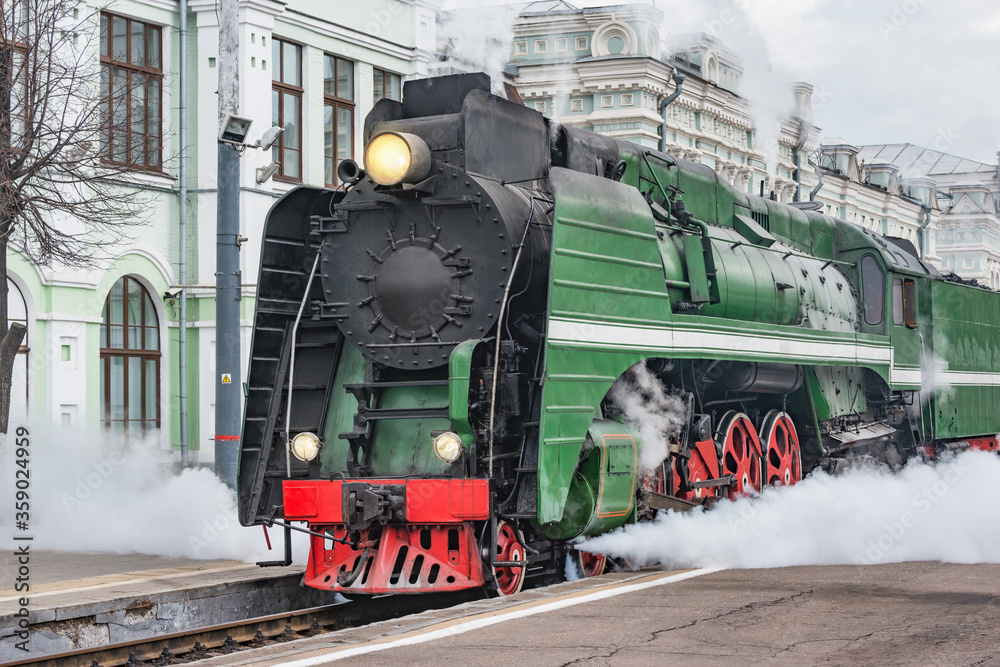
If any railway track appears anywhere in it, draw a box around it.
[10,590,479,667]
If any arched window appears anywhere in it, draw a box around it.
[100,276,160,437]
[8,278,29,420]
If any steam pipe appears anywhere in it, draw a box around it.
[918,203,933,260]
[809,155,825,201]
[658,71,686,153]
[793,119,809,202]
[178,0,189,466]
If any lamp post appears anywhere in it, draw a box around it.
[215,0,241,488]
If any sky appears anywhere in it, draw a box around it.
[446,0,1000,167]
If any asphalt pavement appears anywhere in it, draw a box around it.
[202,561,1000,667]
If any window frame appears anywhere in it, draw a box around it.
[272,36,303,182]
[903,279,918,328]
[99,11,164,171]
[372,67,401,105]
[323,54,355,188]
[99,276,162,438]
[1,15,29,151]
[860,254,885,326]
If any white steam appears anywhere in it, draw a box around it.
[921,348,954,404]
[564,554,581,582]
[437,2,518,95]
[657,0,799,178]
[0,425,307,564]
[609,363,687,470]
[580,451,1000,569]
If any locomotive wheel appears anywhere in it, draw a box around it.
[760,410,802,486]
[717,411,763,499]
[577,549,608,578]
[641,461,670,495]
[491,520,526,596]
[673,447,718,502]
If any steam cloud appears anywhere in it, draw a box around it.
[580,451,1000,569]
[437,1,518,95]
[609,363,687,471]
[656,0,798,178]
[0,425,307,564]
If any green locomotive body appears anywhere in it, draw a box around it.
[238,73,999,596]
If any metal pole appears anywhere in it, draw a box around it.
[178,0,189,467]
[215,0,240,487]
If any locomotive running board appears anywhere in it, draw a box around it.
[638,489,699,513]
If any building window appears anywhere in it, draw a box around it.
[601,94,613,108]
[7,279,28,419]
[555,37,568,52]
[575,36,588,50]
[571,98,583,112]
[373,68,401,105]
[272,37,302,181]
[534,39,547,54]
[100,276,160,439]
[964,258,974,269]
[2,7,28,149]
[514,41,527,55]
[324,54,354,187]
[100,12,162,169]
[621,93,634,107]
[534,100,546,113]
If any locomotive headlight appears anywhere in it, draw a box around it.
[290,432,321,462]
[364,132,431,186]
[432,431,464,463]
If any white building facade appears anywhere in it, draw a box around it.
[502,2,940,263]
[11,0,438,462]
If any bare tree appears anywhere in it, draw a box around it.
[0,0,153,431]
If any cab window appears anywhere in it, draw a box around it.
[892,278,903,327]
[861,255,884,326]
[903,279,917,328]
[892,277,918,328]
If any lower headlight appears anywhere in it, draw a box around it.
[433,432,464,463]
[290,432,321,462]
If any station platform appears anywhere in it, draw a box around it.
[0,550,337,661]
[197,561,1000,667]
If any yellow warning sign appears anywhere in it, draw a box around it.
[221,373,232,384]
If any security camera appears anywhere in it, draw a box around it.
[163,287,183,299]
[256,161,281,184]
[257,126,284,151]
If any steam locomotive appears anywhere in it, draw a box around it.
[237,72,1000,596]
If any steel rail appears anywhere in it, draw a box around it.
[10,590,477,667]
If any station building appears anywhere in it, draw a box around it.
[500,1,941,263]
[858,145,1000,288]
[11,0,996,464]
[9,0,437,463]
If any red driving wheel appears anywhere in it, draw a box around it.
[717,411,762,499]
[492,520,525,596]
[642,461,670,495]
[577,549,607,578]
[674,445,719,502]
[761,410,802,486]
